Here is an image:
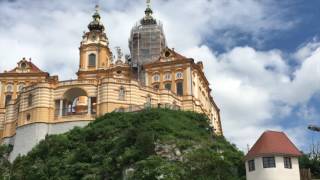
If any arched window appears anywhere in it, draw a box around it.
[6,84,13,92]
[176,81,183,96]
[26,113,31,121]
[21,62,27,69]
[119,86,125,100]
[28,94,33,106]
[146,95,152,108]
[153,74,160,82]
[5,95,12,106]
[164,73,171,81]
[153,84,160,91]
[118,107,125,113]
[164,83,172,91]
[176,72,183,79]
[88,53,96,67]
[18,83,25,92]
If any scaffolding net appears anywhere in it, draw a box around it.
[129,20,167,67]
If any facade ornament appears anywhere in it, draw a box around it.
[115,47,124,65]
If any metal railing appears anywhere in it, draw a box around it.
[113,103,181,113]
[54,107,97,118]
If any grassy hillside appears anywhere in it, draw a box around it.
[3,109,245,180]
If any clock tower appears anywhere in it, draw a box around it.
[78,5,113,79]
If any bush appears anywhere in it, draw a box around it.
[2,109,245,179]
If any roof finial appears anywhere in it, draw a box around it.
[145,0,153,16]
[95,4,99,13]
[146,0,151,8]
[141,0,156,25]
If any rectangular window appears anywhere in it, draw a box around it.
[176,82,183,96]
[165,83,172,91]
[248,160,255,172]
[88,54,96,67]
[284,157,292,169]
[263,157,276,168]
[5,95,12,106]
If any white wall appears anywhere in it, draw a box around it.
[246,156,300,180]
[6,121,90,162]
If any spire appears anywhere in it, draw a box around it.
[88,5,105,32]
[147,0,151,8]
[93,5,100,20]
[141,0,156,25]
[145,0,153,16]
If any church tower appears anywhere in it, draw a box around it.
[129,0,167,67]
[78,5,113,79]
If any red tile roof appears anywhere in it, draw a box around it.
[245,131,302,160]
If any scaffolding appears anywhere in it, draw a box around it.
[129,20,167,67]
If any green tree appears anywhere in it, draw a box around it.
[0,144,12,180]
[2,109,246,180]
[299,153,320,178]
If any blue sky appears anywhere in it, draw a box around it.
[0,0,319,152]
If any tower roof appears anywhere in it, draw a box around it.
[88,5,105,32]
[245,131,302,160]
[141,0,157,25]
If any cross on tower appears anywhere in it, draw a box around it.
[147,0,151,8]
[95,4,99,12]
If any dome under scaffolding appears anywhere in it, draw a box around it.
[128,0,167,67]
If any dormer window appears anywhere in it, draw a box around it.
[21,62,27,69]
[88,53,96,67]
[165,51,171,57]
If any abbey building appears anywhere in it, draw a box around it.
[0,3,222,160]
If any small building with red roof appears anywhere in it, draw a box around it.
[245,130,302,180]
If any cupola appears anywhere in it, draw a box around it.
[88,5,105,32]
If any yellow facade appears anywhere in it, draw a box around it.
[0,6,223,144]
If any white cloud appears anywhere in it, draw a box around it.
[294,37,320,61]
[182,43,320,150]
[0,0,293,77]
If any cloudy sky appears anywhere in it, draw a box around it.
[0,0,320,152]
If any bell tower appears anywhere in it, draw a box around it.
[78,5,113,79]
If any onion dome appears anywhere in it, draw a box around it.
[141,0,157,25]
[88,5,105,32]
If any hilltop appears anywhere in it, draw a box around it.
[2,109,245,179]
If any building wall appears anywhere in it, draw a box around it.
[0,68,222,160]
[0,70,49,136]
[246,156,300,180]
[7,121,91,162]
[79,40,112,74]
[1,74,222,138]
